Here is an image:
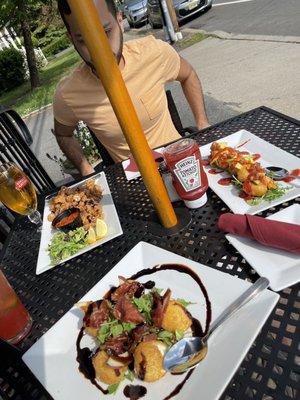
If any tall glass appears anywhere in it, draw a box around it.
[0,270,32,343]
[0,162,42,225]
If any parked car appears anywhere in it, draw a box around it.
[123,0,149,27]
[148,0,213,28]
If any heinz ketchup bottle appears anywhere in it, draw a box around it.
[163,138,208,209]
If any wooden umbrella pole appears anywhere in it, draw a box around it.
[68,0,177,228]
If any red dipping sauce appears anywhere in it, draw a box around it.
[164,139,208,208]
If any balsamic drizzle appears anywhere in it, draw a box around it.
[163,370,194,400]
[76,263,211,399]
[123,384,147,400]
[76,327,108,394]
[130,263,212,336]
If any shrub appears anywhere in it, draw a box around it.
[0,48,26,91]
[43,34,71,57]
[37,28,66,48]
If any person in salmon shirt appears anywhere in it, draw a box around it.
[54,0,209,176]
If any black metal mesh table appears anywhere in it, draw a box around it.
[1,107,299,400]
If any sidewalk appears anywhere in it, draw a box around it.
[174,31,300,126]
[26,28,300,184]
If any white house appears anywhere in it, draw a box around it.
[0,26,22,51]
[0,25,48,69]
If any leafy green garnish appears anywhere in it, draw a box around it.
[97,320,136,344]
[122,322,136,332]
[48,227,87,264]
[110,323,124,338]
[158,330,174,347]
[107,369,136,394]
[151,287,164,295]
[175,330,185,341]
[231,175,242,187]
[125,370,135,382]
[246,184,293,206]
[176,298,196,308]
[97,323,111,344]
[132,293,153,323]
[107,382,120,395]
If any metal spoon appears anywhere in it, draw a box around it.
[163,277,270,373]
[265,166,299,181]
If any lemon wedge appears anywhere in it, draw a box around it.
[95,218,108,239]
[87,227,97,244]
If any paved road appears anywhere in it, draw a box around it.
[184,0,300,37]
[26,107,66,184]
[170,36,300,129]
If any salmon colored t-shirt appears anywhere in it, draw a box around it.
[53,35,182,162]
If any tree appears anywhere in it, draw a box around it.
[0,0,54,89]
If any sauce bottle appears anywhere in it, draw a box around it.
[163,138,208,208]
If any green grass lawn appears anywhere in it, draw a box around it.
[174,32,209,51]
[0,33,208,117]
[0,47,81,117]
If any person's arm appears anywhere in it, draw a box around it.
[176,56,209,130]
[54,119,94,176]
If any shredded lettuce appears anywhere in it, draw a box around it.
[48,227,87,264]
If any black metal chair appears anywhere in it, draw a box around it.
[166,90,198,137]
[0,106,56,249]
[0,108,33,146]
[0,207,14,251]
[0,106,56,194]
[90,90,198,168]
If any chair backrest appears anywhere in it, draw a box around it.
[0,207,14,251]
[89,90,186,168]
[0,106,56,194]
[166,89,184,134]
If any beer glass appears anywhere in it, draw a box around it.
[0,270,32,343]
[0,162,42,225]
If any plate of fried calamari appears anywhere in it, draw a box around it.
[36,172,123,275]
[23,242,279,400]
[200,130,300,214]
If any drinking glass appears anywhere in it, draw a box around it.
[0,270,32,344]
[0,162,42,225]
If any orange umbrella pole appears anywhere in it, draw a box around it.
[68,0,177,228]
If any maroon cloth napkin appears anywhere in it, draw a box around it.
[218,213,300,254]
[125,150,164,172]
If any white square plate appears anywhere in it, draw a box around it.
[36,172,123,275]
[200,130,300,214]
[226,204,300,292]
[23,242,279,400]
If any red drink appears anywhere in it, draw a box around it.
[164,139,208,208]
[0,270,32,343]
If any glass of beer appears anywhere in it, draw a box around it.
[0,162,42,225]
[0,269,32,344]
